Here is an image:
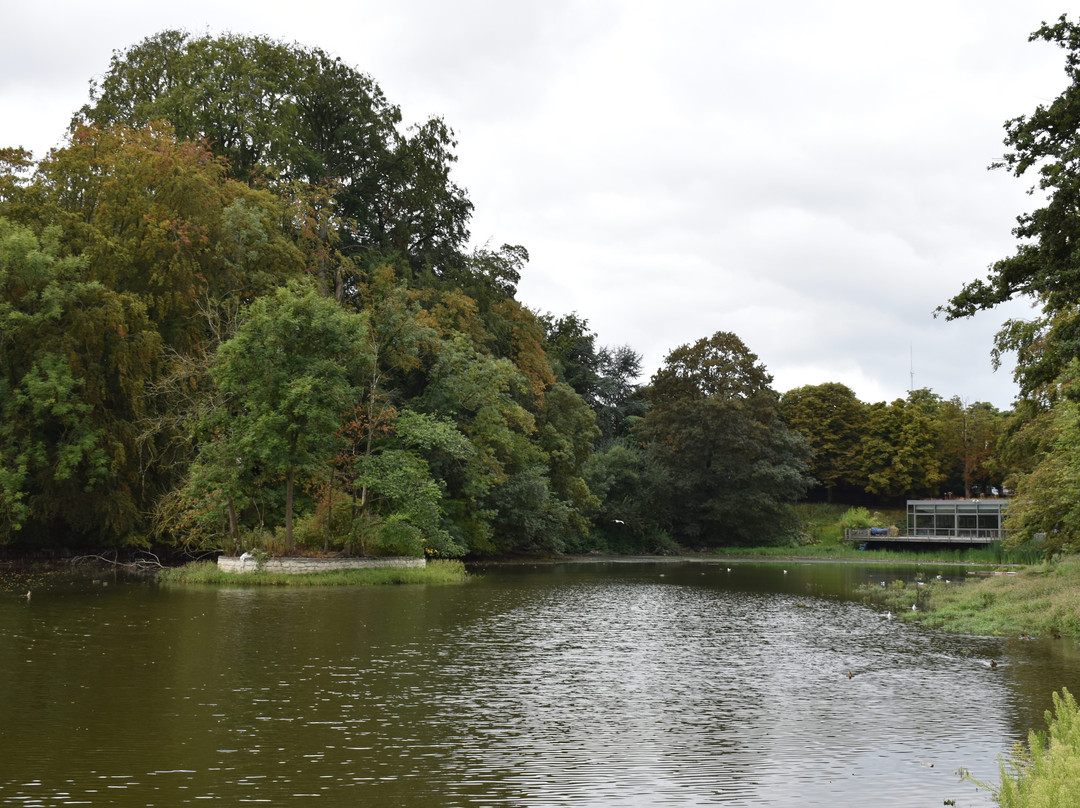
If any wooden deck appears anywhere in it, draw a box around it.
[843,528,1003,546]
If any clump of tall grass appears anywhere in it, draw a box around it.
[159,559,468,586]
[963,689,1080,807]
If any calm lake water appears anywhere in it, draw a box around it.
[2,560,1079,807]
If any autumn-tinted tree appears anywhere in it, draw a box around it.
[78,31,473,275]
[25,123,301,351]
[3,124,304,546]
[780,382,866,502]
[637,332,812,546]
[935,398,1006,497]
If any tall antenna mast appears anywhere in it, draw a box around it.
[909,344,914,392]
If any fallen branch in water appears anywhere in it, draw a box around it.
[70,551,165,571]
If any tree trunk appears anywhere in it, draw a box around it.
[323,472,333,553]
[227,495,239,554]
[285,466,295,552]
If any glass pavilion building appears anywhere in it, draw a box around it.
[905,499,1009,540]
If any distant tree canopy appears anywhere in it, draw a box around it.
[78,30,473,278]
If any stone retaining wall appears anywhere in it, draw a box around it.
[217,556,425,574]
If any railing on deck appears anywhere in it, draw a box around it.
[843,527,1007,543]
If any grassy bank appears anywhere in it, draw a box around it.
[704,543,1037,564]
[158,558,468,586]
[856,556,1080,638]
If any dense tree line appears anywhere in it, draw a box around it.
[780,384,1008,504]
[0,30,1036,559]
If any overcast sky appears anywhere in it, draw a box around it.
[2,1,1073,408]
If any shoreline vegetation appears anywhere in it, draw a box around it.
[964,688,1080,808]
[850,557,1080,639]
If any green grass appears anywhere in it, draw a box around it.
[856,556,1080,638]
[158,558,468,587]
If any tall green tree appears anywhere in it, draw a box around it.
[936,397,1006,498]
[0,219,160,546]
[541,312,645,442]
[584,436,673,553]
[940,15,1080,396]
[78,30,473,275]
[417,333,540,553]
[780,382,866,502]
[593,345,647,442]
[860,390,946,501]
[351,408,472,557]
[208,282,371,550]
[1003,365,1080,555]
[637,332,812,546]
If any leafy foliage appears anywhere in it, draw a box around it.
[0,219,160,545]
[984,688,1080,808]
[79,30,473,275]
[780,382,866,500]
[639,332,812,546]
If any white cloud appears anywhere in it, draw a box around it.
[1,0,1072,408]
